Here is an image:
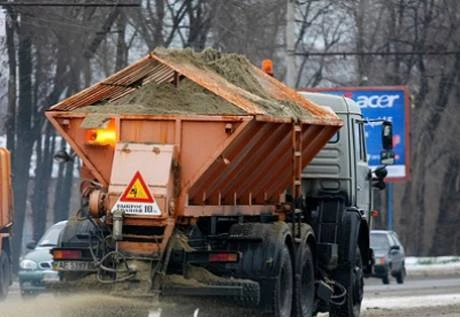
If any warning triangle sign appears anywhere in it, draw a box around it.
[120,171,155,203]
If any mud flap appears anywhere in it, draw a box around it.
[338,208,362,267]
[162,278,260,306]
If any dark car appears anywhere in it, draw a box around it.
[370,230,406,284]
[18,221,67,298]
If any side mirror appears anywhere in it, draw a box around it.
[380,121,395,165]
[26,241,37,250]
[372,166,387,190]
[374,166,388,179]
[390,245,400,251]
[382,121,393,150]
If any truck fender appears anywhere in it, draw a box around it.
[338,208,362,267]
[357,219,371,275]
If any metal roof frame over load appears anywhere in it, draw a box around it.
[46,49,343,218]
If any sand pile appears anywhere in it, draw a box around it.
[77,48,311,119]
[0,293,155,317]
[78,78,244,116]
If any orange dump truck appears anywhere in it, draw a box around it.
[47,49,391,317]
[0,148,13,300]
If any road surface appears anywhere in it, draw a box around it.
[360,275,460,317]
[1,275,459,317]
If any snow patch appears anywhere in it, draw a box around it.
[362,293,460,310]
[406,256,460,276]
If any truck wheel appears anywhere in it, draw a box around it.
[273,245,294,317]
[0,251,10,300]
[330,248,363,317]
[226,223,293,316]
[292,243,314,317]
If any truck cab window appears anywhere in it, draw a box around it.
[328,131,339,143]
[353,120,367,162]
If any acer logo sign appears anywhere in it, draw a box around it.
[355,94,400,108]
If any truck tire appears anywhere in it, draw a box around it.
[292,243,314,317]
[273,244,293,317]
[0,251,10,300]
[330,248,363,317]
[226,223,294,317]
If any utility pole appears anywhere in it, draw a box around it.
[286,0,296,88]
[387,183,393,230]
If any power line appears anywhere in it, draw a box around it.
[0,1,141,7]
[295,51,460,57]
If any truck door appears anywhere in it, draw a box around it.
[352,120,371,213]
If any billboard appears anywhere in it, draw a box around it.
[305,86,410,181]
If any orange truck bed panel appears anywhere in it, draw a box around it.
[0,148,13,229]
[46,49,342,218]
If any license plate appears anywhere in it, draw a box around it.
[54,261,97,272]
[43,271,59,282]
[21,281,32,288]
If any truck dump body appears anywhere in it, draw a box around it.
[47,49,341,219]
[47,48,342,257]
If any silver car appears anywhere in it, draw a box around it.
[19,221,67,298]
[370,230,406,284]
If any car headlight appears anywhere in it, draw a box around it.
[375,257,386,265]
[20,259,38,270]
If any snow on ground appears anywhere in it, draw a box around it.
[362,293,460,310]
[406,256,460,276]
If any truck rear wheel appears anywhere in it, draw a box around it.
[292,243,314,317]
[0,251,10,300]
[273,245,293,317]
[330,248,363,317]
[226,223,294,316]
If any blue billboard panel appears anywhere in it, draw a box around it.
[309,87,410,181]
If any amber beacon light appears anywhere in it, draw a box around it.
[86,127,116,146]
